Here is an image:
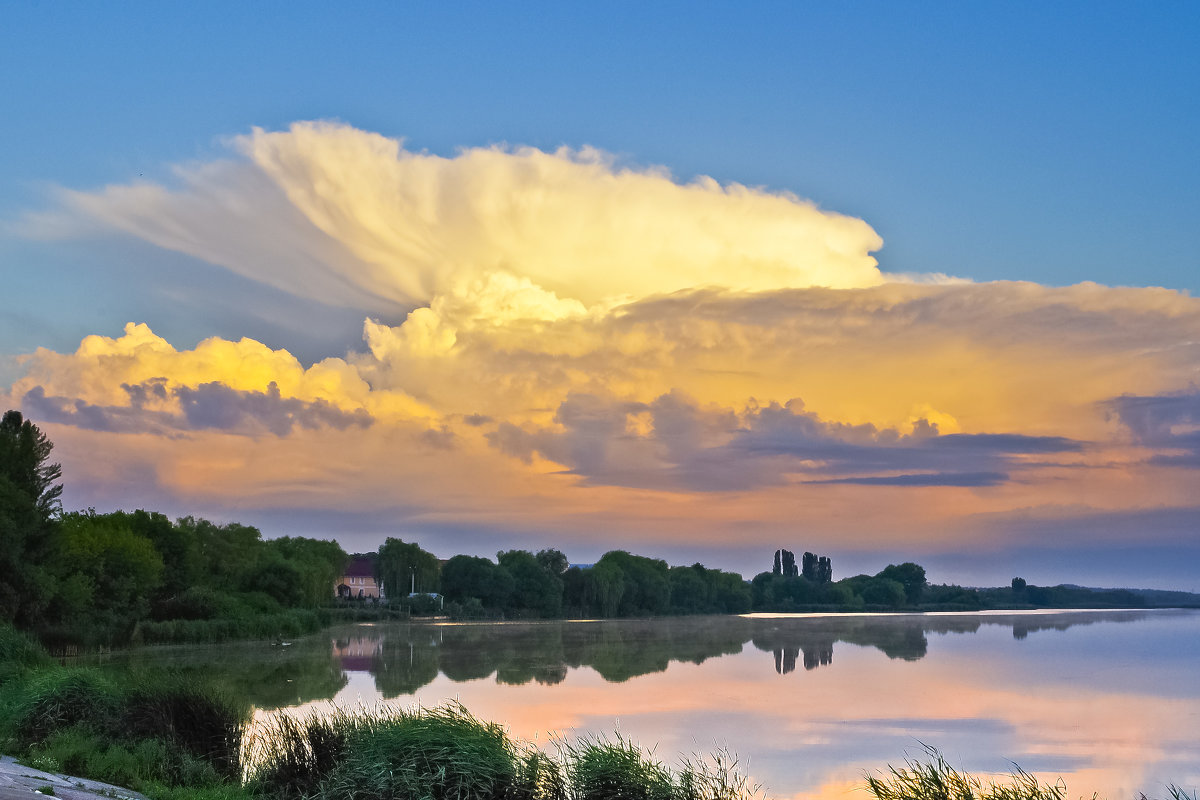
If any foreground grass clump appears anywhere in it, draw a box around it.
[0,624,54,685]
[866,748,1197,800]
[250,703,563,800]
[0,664,247,794]
[865,746,1066,800]
[248,703,761,800]
[563,734,676,800]
[561,736,756,800]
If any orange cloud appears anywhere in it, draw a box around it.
[7,122,1200,570]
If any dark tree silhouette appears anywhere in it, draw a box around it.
[0,411,63,623]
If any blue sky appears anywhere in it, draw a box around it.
[2,2,1199,587]
[5,2,1197,281]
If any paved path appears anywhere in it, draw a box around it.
[0,756,147,800]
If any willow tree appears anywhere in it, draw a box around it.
[377,537,440,597]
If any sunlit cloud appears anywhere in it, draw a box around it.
[24,120,885,312]
[6,121,1200,580]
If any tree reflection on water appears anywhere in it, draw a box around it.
[88,610,1152,708]
[326,611,1149,694]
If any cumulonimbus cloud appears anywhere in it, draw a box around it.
[26,120,885,314]
[6,121,1200,569]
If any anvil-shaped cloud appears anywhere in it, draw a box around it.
[29,121,885,312]
[9,122,1200,584]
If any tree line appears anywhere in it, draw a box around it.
[368,542,754,619]
[2,410,1165,646]
[1,410,348,646]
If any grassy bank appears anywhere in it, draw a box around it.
[245,702,758,800]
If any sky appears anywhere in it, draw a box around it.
[2,2,1198,589]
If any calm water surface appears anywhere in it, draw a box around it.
[96,610,1200,799]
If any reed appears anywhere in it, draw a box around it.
[247,703,761,800]
[866,746,1066,800]
[248,701,560,800]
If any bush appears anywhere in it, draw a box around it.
[124,679,246,780]
[2,667,246,789]
[249,702,559,800]
[563,735,676,800]
[0,623,53,684]
[9,669,123,746]
[25,729,225,791]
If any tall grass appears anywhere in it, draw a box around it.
[248,702,563,800]
[867,748,1198,800]
[562,734,676,800]
[865,746,1066,800]
[134,609,328,645]
[247,703,761,800]
[0,665,247,791]
[0,623,53,684]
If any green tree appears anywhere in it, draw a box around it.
[264,536,348,606]
[876,562,927,604]
[441,554,514,608]
[589,562,626,617]
[127,509,201,601]
[51,510,165,641]
[0,410,62,520]
[710,569,752,613]
[535,548,569,578]
[596,551,670,616]
[861,577,906,607]
[669,565,711,613]
[0,411,63,624]
[377,537,440,597]
[175,516,264,590]
[498,549,563,617]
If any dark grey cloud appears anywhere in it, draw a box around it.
[808,471,1008,487]
[21,380,372,437]
[486,391,1083,492]
[1107,389,1200,467]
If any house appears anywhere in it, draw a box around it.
[336,555,385,599]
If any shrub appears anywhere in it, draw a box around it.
[123,679,246,780]
[10,669,122,746]
[3,668,246,790]
[562,735,677,800]
[250,702,559,800]
[0,623,53,684]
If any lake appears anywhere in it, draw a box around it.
[92,609,1200,799]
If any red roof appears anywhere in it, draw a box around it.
[344,556,375,578]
